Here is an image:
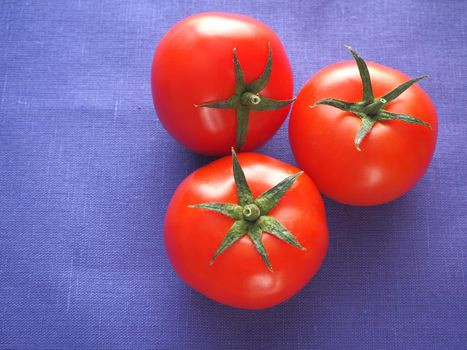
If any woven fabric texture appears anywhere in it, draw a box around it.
[0,0,466,349]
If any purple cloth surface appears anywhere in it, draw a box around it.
[0,0,466,349]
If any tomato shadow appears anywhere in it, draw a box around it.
[152,130,434,346]
[168,284,316,348]
[148,136,217,235]
[163,187,431,348]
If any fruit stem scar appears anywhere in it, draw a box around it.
[241,92,261,106]
[242,204,261,222]
[365,98,387,116]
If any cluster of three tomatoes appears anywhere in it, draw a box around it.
[151,13,437,309]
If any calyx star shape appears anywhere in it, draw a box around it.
[195,43,295,152]
[312,45,431,151]
[189,149,305,271]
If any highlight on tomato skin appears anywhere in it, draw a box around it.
[151,12,294,156]
[289,47,437,206]
[164,151,328,309]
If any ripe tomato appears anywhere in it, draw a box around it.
[289,47,437,206]
[152,13,293,156]
[164,151,328,309]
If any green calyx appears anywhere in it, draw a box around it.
[195,43,295,152]
[312,45,431,151]
[189,149,305,271]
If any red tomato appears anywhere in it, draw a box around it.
[164,152,328,309]
[152,13,293,156]
[289,51,437,206]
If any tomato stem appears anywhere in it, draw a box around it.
[195,43,294,152]
[312,46,431,150]
[189,148,304,271]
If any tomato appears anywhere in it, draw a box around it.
[289,47,437,206]
[164,151,328,309]
[152,13,294,156]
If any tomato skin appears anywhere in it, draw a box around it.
[152,13,293,156]
[289,61,438,206]
[164,153,328,309]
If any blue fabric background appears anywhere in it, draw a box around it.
[0,0,466,349]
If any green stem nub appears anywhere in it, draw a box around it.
[241,92,261,106]
[365,98,387,116]
[242,204,261,222]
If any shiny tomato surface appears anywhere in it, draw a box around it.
[289,61,437,206]
[164,153,328,309]
[152,13,293,155]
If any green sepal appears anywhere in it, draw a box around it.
[247,223,272,271]
[255,171,302,215]
[231,149,253,206]
[211,220,248,265]
[378,110,431,127]
[249,96,295,111]
[246,42,272,93]
[313,98,357,112]
[345,45,374,103]
[257,216,305,250]
[235,105,249,152]
[189,203,243,220]
[233,48,246,95]
[381,75,428,105]
[355,116,377,151]
[195,95,239,109]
